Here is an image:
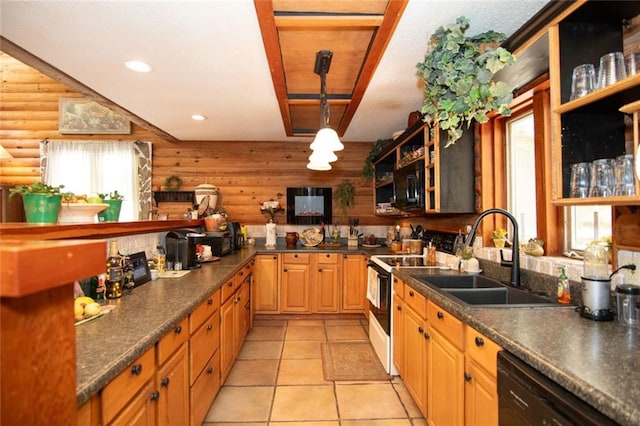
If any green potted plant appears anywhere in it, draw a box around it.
[9,182,65,223]
[491,228,508,248]
[362,139,391,180]
[335,180,356,220]
[97,191,125,222]
[416,16,516,146]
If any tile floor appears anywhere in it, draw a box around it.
[203,316,426,426]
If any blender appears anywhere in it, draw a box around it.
[580,245,613,321]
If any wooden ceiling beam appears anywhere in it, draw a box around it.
[274,15,384,28]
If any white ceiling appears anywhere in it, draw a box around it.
[0,0,550,143]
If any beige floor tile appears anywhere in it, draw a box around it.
[335,383,407,420]
[341,420,412,426]
[325,325,368,341]
[204,423,266,426]
[224,359,279,386]
[277,359,328,385]
[245,326,286,341]
[286,325,326,341]
[281,340,322,359]
[205,386,274,423]
[270,385,338,421]
[392,381,423,418]
[238,340,283,360]
[253,319,287,327]
[323,319,363,326]
[288,319,324,326]
[269,422,339,426]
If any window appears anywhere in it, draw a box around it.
[506,112,537,242]
[42,141,141,221]
[565,205,612,252]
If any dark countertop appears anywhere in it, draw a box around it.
[395,268,640,426]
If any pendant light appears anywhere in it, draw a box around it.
[307,50,344,171]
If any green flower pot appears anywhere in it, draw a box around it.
[98,199,122,222]
[22,193,61,223]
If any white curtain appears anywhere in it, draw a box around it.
[44,141,139,221]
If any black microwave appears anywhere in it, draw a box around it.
[393,159,425,211]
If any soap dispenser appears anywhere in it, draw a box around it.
[557,266,571,304]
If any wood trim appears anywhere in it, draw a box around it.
[254,0,294,136]
[274,15,384,28]
[0,37,180,144]
[338,0,408,136]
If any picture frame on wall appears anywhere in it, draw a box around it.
[58,98,131,134]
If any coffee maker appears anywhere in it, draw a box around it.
[166,229,204,269]
[230,222,244,250]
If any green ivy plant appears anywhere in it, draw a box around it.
[335,180,356,219]
[362,139,391,179]
[416,16,516,146]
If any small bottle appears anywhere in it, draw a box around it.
[105,240,123,299]
[557,266,571,304]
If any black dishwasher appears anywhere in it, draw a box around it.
[497,351,618,425]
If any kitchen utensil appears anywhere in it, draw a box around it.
[615,284,640,326]
[570,162,590,198]
[597,52,626,89]
[570,63,596,100]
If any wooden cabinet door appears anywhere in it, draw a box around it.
[157,344,189,426]
[464,359,498,426]
[253,254,279,313]
[281,263,310,313]
[220,297,236,382]
[235,282,250,354]
[108,380,156,426]
[392,293,404,376]
[313,254,340,313]
[403,305,427,413]
[341,254,367,312]
[428,327,464,426]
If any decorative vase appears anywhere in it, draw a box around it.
[493,238,506,248]
[22,194,61,223]
[265,221,277,247]
[97,199,122,222]
[285,232,299,247]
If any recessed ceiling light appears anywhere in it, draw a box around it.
[192,114,207,121]
[124,60,152,73]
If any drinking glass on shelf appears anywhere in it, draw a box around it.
[597,52,626,89]
[625,52,640,77]
[590,158,615,197]
[570,64,596,100]
[614,154,635,196]
[570,162,590,198]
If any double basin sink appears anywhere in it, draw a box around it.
[415,274,562,308]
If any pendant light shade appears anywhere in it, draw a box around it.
[309,147,338,163]
[307,159,332,171]
[310,128,344,152]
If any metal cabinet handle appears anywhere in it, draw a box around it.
[418,326,424,333]
[207,298,213,306]
[464,373,472,382]
[294,254,298,258]
[174,325,182,334]
[131,364,142,375]
[283,268,288,272]
[227,281,233,287]
[409,290,414,297]
[206,367,214,374]
[207,324,213,331]
[424,332,430,340]
[475,336,485,347]
[150,391,160,402]
[161,377,170,387]
[437,311,444,319]
[397,305,402,311]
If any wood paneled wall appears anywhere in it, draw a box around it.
[0,51,397,226]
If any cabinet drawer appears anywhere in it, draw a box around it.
[465,326,502,377]
[427,300,464,351]
[189,311,220,384]
[233,262,252,290]
[316,253,339,264]
[393,277,404,299]
[157,317,189,365]
[221,277,236,303]
[283,253,310,264]
[404,284,426,318]
[190,290,220,333]
[101,346,155,425]
[190,350,221,426]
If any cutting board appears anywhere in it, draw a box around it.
[159,270,191,278]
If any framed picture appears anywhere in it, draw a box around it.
[128,251,151,288]
[58,98,131,134]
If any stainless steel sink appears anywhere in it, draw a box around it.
[414,274,562,308]
[415,274,504,289]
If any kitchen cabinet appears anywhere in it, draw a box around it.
[221,264,252,382]
[401,285,428,414]
[341,254,367,313]
[253,254,280,313]
[372,119,474,215]
[549,0,640,205]
[313,253,341,313]
[281,253,311,313]
[427,300,465,426]
[392,277,405,375]
[101,346,156,425]
[156,317,189,425]
[464,327,502,426]
[189,290,221,426]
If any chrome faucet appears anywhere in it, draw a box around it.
[465,208,520,288]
